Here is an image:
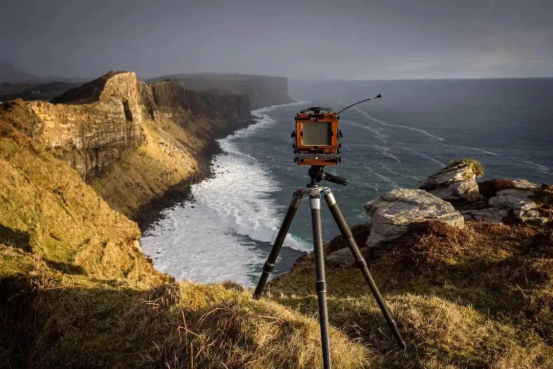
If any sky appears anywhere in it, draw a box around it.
[1,0,552,80]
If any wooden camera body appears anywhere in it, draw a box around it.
[293,107,341,166]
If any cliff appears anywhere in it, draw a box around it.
[0,71,255,216]
[0,111,365,368]
[0,119,165,283]
[149,73,295,110]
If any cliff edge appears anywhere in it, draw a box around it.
[0,71,254,217]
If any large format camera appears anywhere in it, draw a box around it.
[292,107,342,166]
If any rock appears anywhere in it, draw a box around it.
[462,208,506,223]
[0,71,255,180]
[470,179,551,224]
[417,163,480,204]
[326,247,371,267]
[364,189,464,249]
[511,179,539,189]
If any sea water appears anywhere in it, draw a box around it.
[141,78,553,286]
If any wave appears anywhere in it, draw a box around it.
[354,107,444,142]
[141,100,312,284]
[378,162,398,175]
[363,164,399,188]
[443,144,499,156]
[402,147,445,167]
[372,144,401,163]
[522,160,550,174]
[341,119,388,143]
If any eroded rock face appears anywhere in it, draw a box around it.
[417,163,481,204]
[0,71,253,180]
[364,188,464,249]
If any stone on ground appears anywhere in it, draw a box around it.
[364,188,464,249]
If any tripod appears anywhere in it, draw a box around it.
[253,166,406,369]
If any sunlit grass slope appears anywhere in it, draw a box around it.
[270,221,553,368]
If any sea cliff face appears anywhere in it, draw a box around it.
[149,73,295,110]
[0,71,272,215]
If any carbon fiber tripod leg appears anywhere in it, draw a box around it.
[310,194,332,369]
[323,191,407,350]
[253,190,303,299]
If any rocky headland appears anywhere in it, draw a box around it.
[0,71,276,221]
[1,68,552,368]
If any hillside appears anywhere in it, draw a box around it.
[0,95,365,367]
[0,61,39,83]
[1,71,552,368]
[0,71,255,218]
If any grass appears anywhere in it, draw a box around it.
[447,158,485,178]
[89,117,205,216]
[0,119,165,283]
[268,221,553,368]
[1,245,368,369]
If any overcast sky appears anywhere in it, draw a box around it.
[1,0,552,80]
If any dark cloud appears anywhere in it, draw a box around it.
[1,0,552,79]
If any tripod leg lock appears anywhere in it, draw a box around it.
[316,280,327,293]
[354,258,368,269]
[262,262,275,273]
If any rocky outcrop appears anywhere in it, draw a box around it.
[326,188,464,266]
[150,80,250,130]
[1,72,151,179]
[364,189,464,249]
[416,161,551,225]
[0,71,252,182]
[463,180,552,224]
[417,162,480,205]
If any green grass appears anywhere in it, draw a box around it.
[447,158,485,178]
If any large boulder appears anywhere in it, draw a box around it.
[417,162,480,204]
[364,188,464,249]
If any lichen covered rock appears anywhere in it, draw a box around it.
[417,162,481,204]
[364,188,464,249]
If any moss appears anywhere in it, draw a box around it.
[447,158,484,178]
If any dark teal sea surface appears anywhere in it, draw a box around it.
[142,78,553,286]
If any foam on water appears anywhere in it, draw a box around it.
[341,119,388,143]
[522,160,551,174]
[355,107,445,142]
[372,144,401,163]
[141,101,308,286]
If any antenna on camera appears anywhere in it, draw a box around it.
[336,94,382,115]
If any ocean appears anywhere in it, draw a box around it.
[141,78,553,286]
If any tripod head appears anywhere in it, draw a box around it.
[308,165,349,187]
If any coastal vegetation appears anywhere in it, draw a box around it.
[1,71,551,368]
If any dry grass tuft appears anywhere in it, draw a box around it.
[1,246,369,368]
[447,158,484,178]
[270,221,553,368]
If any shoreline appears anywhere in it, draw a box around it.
[134,117,258,233]
[135,99,303,234]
